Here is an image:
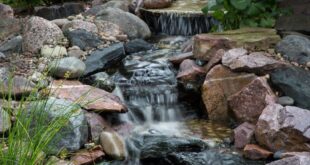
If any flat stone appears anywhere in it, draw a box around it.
[49,80,127,113]
[84,43,125,76]
[255,103,310,152]
[270,66,310,109]
[124,39,152,54]
[177,59,205,82]
[202,65,256,121]
[234,122,255,149]
[276,96,294,106]
[228,77,276,124]
[71,146,105,165]
[168,52,194,65]
[41,45,67,58]
[243,144,273,160]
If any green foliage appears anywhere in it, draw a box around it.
[202,0,290,31]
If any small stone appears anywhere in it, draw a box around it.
[50,57,86,79]
[243,144,273,160]
[100,131,127,160]
[0,107,11,133]
[307,62,310,68]
[234,122,255,149]
[276,96,294,106]
[41,45,67,58]
[67,46,86,59]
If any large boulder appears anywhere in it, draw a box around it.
[275,35,310,65]
[228,77,276,124]
[49,80,127,113]
[27,98,88,154]
[202,65,256,121]
[255,103,310,152]
[0,3,14,19]
[50,57,86,79]
[35,2,85,20]
[95,7,151,39]
[84,43,125,76]
[64,29,102,51]
[222,48,286,74]
[22,16,64,53]
[270,66,310,109]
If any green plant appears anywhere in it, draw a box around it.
[202,0,290,31]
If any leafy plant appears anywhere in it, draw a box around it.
[202,0,290,31]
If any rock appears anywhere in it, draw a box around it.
[193,34,233,61]
[0,107,11,133]
[88,72,115,91]
[0,52,5,58]
[243,144,273,160]
[94,20,124,38]
[270,66,310,109]
[267,152,310,165]
[41,45,67,58]
[27,98,88,154]
[64,29,102,51]
[85,0,129,16]
[85,111,110,143]
[203,49,225,72]
[92,0,108,6]
[71,146,105,165]
[22,16,64,53]
[67,46,86,58]
[176,59,205,82]
[234,122,255,149]
[84,43,125,75]
[168,52,194,65]
[100,131,126,160]
[35,2,85,20]
[276,96,294,106]
[275,35,310,65]
[0,3,14,19]
[124,39,152,54]
[46,156,74,165]
[62,20,98,33]
[143,0,173,9]
[255,103,310,152]
[51,18,70,28]
[0,68,36,97]
[50,57,86,79]
[49,80,127,112]
[228,77,276,124]
[202,65,256,121]
[222,48,285,74]
[0,18,21,42]
[95,7,151,39]
[0,35,22,55]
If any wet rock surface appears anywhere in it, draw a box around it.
[64,29,102,51]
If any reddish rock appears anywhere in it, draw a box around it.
[168,52,193,65]
[176,59,205,82]
[234,122,255,149]
[202,65,256,121]
[49,80,127,113]
[193,34,234,61]
[255,104,310,152]
[203,49,225,72]
[228,77,276,124]
[71,146,105,165]
[243,144,273,160]
[85,111,111,143]
[180,38,193,53]
[143,0,173,9]
[222,48,286,74]
[267,152,310,165]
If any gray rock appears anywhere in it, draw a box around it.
[89,72,115,91]
[35,2,85,20]
[67,46,86,58]
[0,107,11,133]
[84,43,125,76]
[41,45,67,58]
[124,39,152,54]
[0,52,5,58]
[64,29,102,50]
[62,20,98,33]
[271,66,310,109]
[85,111,109,143]
[276,35,310,65]
[22,16,64,53]
[0,35,22,55]
[276,96,294,106]
[85,0,129,16]
[95,7,151,39]
[51,18,70,28]
[0,3,14,19]
[0,18,22,42]
[50,57,86,79]
[27,98,88,154]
